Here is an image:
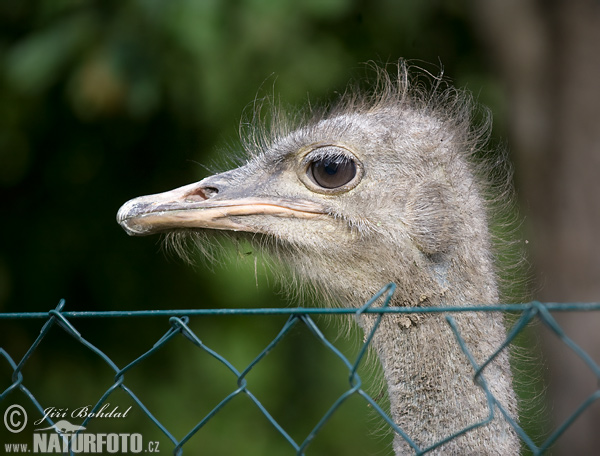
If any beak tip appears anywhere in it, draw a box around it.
[117,198,147,236]
[118,217,153,236]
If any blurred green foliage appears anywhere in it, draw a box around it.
[0,1,516,454]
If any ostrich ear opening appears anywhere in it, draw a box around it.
[405,181,457,255]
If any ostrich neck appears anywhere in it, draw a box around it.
[279,217,520,453]
[363,288,519,455]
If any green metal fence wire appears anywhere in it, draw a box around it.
[1,283,599,455]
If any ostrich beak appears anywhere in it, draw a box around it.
[117,179,326,236]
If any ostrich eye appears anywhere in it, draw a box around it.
[308,155,357,189]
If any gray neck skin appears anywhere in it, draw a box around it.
[339,257,519,455]
[371,305,517,454]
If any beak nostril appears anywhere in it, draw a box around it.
[185,186,219,201]
[203,187,219,198]
[200,187,219,199]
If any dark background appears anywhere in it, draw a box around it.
[1,1,599,454]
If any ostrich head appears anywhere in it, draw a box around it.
[117,67,498,312]
[117,65,518,454]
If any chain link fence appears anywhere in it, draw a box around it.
[1,284,599,455]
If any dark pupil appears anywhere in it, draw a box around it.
[323,160,339,175]
[311,157,356,189]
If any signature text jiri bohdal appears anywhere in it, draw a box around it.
[34,404,131,426]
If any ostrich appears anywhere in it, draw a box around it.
[117,65,519,454]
